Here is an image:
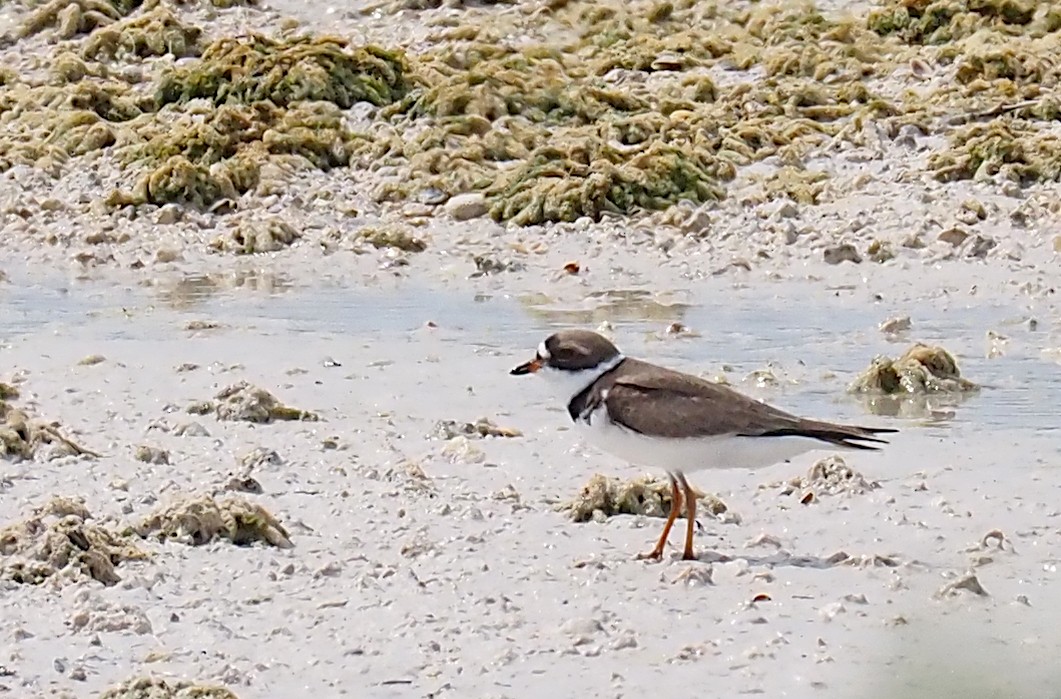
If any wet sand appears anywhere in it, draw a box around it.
[3,0,1061,697]
[4,264,1061,698]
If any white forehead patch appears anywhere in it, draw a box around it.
[537,340,551,360]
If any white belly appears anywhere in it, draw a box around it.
[576,405,833,473]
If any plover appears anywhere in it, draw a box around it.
[511,329,897,561]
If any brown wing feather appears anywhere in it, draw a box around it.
[603,359,896,448]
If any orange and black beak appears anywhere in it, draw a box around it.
[510,356,542,375]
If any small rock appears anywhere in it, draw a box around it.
[867,239,894,263]
[938,227,969,247]
[937,573,989,598]
[78,354,105,366]
[823,244,861,265]
[174,422,210,437]
[418,187,449,205]
[440,436,485,464]
[959,198,987,220]
[560,618,603,642]
[773,199,799,219]
[819,601,847,621]
[677,208,711,236]
[610,631,639,650]
[672,565,714,586]
[768,221,795,245]
[156,204,182,225]
[445,193,488,221]
[966,234,996,259]
[745,533,783,549]
[878,315,911,334]
[894,124,924,148]
[155,248,181,264]
[134,445,170,465]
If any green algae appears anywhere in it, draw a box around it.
[927,119,1061,183]
[0,78,148,173]
[155,34,409,109]
[82,6,203,60]
[112,100,362,207]
[4,0,1061,229]
[866,0,1059,44]
[19,0,127,40]
[486,136,728,225]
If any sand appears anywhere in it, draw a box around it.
[3,0,1061,697]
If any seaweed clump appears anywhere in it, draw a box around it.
[362,1,905,225]
[18,0,133,40]
[0,498,148,586]
[209,215,300,254]
[557,473,727,524]
[486,137,729,225]
[192,381,318,422]
[133,494,293,548]
[104,34,406,208]
[775,455,879,502]
[81,6,203,60]
[866,0,1047,44]
[113,101,363,207]
[99,676,240,699]
[358,224,427,252]
[849,343,979,394]
[0,78,148,174]
[928,120,1061,183]
[155,33,408,109]
[0,392,100,461]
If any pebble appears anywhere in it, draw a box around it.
[938,227,969,246]
[773,199,799,219]
[155,204,182,225]
[823,243,862,265]
[445,192,488,221]
[966,234,996,258]
[879,315,911,334]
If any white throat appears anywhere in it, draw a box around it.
[539,353,625,404]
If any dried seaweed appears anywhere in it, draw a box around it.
[197,381,318,422]
[849,343,979,394]
[99,676,241,699]
[133,494,293,548]
[556,473,727,524]
[210,215,300,254]
[0,498,147,586]
[0,398,100,461]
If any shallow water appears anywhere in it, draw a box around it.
[3,272,1056,435]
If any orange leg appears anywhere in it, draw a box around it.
[637,473,682,561]
[676,472,698,561]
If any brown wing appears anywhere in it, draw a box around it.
[604,359,895,448]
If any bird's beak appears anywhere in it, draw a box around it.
[510,357,542,375]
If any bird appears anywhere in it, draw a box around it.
[510,329,897,561]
